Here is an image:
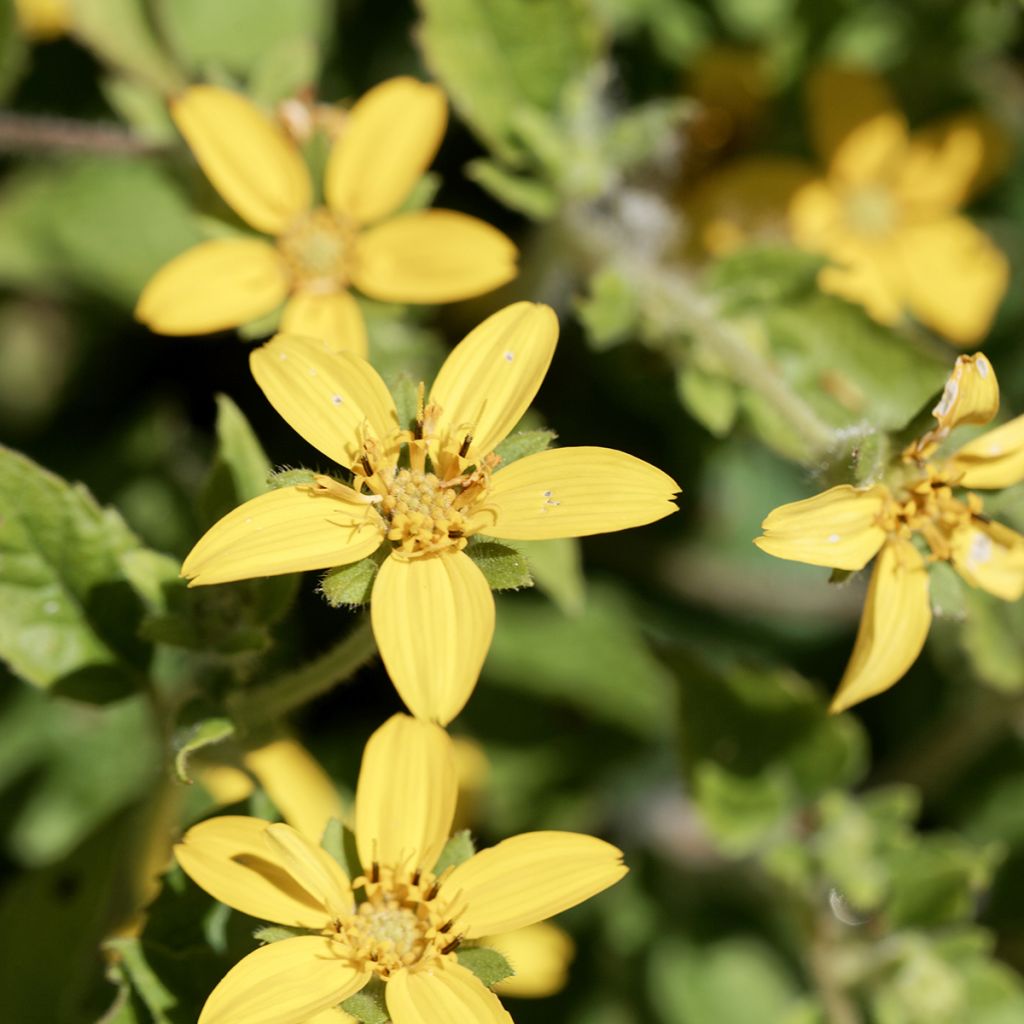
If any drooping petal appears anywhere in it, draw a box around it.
[898,119,984,214]
[829,540,932,714]
[385,961,513,1024]
[754,484,889,571]
[370,551,495,725]
[181,486,382,586]
[806,66,895,165]
[829,112,908,187]
[489,923,575,999]
[354,713,457,876]
[243,738,346,845]
[325,77,447,225]
[930,353,999,434]
[351,210,518,304]
[951,520,1024,601]
[281,290,368,358]
[438,831,627,938]
[172,85,312,235]
[198,937,369,1024]
[946,414,1024,489]
[135,238,289,336]
[897,215,1009,346]
[264,823,353,917]
[427,302,558,462]
[174,816,332,928]
[485,447,679,541]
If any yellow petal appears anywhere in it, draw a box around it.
[897,216,1008,346]
[281,291,368,358]
[898,120,983,214]
[325,77,447,225]
[830,540,932,714]
[250,334,400,470]
[264,823,353,917]
[788,179,844,250]
[754,484,890,571]
[172,85,312,235]
[135,238,289,336]
[385,961,513,1024]
[817,240,904,326]
[428,302,558,462]
[947,414,1024,489]
[438,831,627,938]
[913,113,1012,201]
[806,67,895,165]
[829,112,908,186]
[930,353,999,434]
[485,447,680,541]
[198,764,255,807]
[198,936,369,1024]
[352,210,518,305]
[354,714,457,875]
[489,923,575,999]
[174,816,331,928]
[370,551,495,725]
[181,485,382,586]
[951,520,1024,601]
[15,0,71,40]
[243,738,345,845]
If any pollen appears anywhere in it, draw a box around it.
[279,207,353,292]
[379,468,470,556]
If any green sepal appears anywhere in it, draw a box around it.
[433,829,476,874]
[319,548,388,608]
[342,977,389,1024]
[390,374,422,433]
[321,817,363,881]
[173,717,236,784]
[465,538,533,592]
[253,925,310,944]
[493,429,557,466]
[828,568,853,585]
[457,946,515,987]
[267,468,318,488]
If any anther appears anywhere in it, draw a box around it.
[441,935,463,955]
[424,881,440,901]
[371,861,380,884]
[459,435,473,458]
[361,455,374,476]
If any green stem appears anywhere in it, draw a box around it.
[230,618,377,729]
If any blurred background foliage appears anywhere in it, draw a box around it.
[2,0,1024,1022]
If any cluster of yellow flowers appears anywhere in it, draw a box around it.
[135,78,679,1024]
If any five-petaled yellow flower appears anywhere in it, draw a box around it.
[181,302,680,724]
[756,353,1024,713]
[135,77,518,356]
[174,713,627,1024]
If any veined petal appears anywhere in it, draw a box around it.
[135,238,289,336]
[428,302,558,462]
[370,551,495,725]
[174,816,332,928]
[172,85,312,235]
[354,714,457,876]
[930,353,999,433]
[830,112,908,187]
[489,923,575,999]
[438,831,627,938]
[951,520,1024,601]
[281,291,368,358]
[830,540,932,714]
[198,936,369,1024]
[250,334,400,470]
[485,447,680,540]
[264,823,353,917]
[182,486,382,586]
[351,210,518,304]
[325,77,447,225]
[243,738,346,845]
[947,414,1024,489]
[754,484,889,570]
[386,961,512,1024]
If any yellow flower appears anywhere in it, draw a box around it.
[755,353,1024,713]
[135,78,518,357]
[14,0,70,39]
[174,714,627,1024]
[181,302,680,723]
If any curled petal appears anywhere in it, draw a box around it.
[951,520,1024,601]
[264,823,353,917]
[930,353,999,434]
[281,290,368,358]
[946,414,1024,489]
[386,961,513,1024]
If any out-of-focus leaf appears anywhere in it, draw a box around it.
[466,538,533,591]
[465,158,560,219]
[693,762,791,854]
[101,75,177,142]
[577,267,640,350]
[174,717,236,783]
[708,246,824,312]
[0,0,28,102]
[676,365,739,437]
[957,589,1024,693]
[321,818,362,882]
[457,946,514,986]
[200,394,273,525]
[516,536,585,616]
[433,829,476,874]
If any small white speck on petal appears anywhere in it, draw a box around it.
[988,445,1003,456]
[332,395,343,406]
[827,533,841,544]
[504,351,515,363]
[543,489,552,497]
[977,356,991,377]
[279,352,288,361]
[933,379,958,417]
[968,531,993,568]
[309,367,317,377]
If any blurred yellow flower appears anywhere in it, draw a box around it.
[489,922,575,998]
[181,302,680,724]
[14,0,69,39]
[175,714,627,1024]
[135,78,518,357]
[755,353,1024,712]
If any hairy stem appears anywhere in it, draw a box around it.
[0,112,162,154]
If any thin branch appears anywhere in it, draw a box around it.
[0,111,164,154]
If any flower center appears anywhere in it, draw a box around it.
[279,207,352,291]
[378,467,469,556]
[844,185,897,237]
[882,467,979,561]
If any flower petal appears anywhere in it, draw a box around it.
[198,936,369,1024]
[354,714,457,876]
[947,414,1024,489]
[830,540,932,714]
[174,816,331,928]
[830,112,908,187]
[489,923,575,999]
[897,216,1009,346]
[264,823,353,917]
[385,961,513,1024]
[806,66,895,165]
[325,77,447,224]
[243,738,346,845]
[485,447,679,540]
[951,520,1024,601]
[438,831,627,938]
[898,119,984,214]
[370,551,495,725]
[930,353,999,434]
[172,85,312,234]
[181,485,381,586]
[351,210,518,305]
[250,334,400,470]
[817,240,904,326]
[135,238,289,336]
[281,290,368,358]
[428,302,558,462]
[754,484,889,571]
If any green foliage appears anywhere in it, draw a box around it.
[516,536,586,616]
[457,946,515,986]
[173,717,236,783]
[493,428,557,465]
[433,829,476,874]
[465,537,533,591]
[320,548,387,607]
[342,978,390,1024]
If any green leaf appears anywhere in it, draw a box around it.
[390,374,422,433]
[457,946,515,986]
[433,830,476,874]
[173,717,236,783]
[465,538,533,591]
[516,537,585,616]
[493,428,557,466]
[957,589,1024,693]
[708,246,824,312]
[694,762,791,854]
[248,36,321,105]
[465,158,560,219]
[202,394,274,518]
[253,925,308,944]
[342,978,389,1024]
[321,817,363,881]
[577,268,640,350]
[104,938,176,1024]
[676,365,739,437]
[320,548,388,607]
